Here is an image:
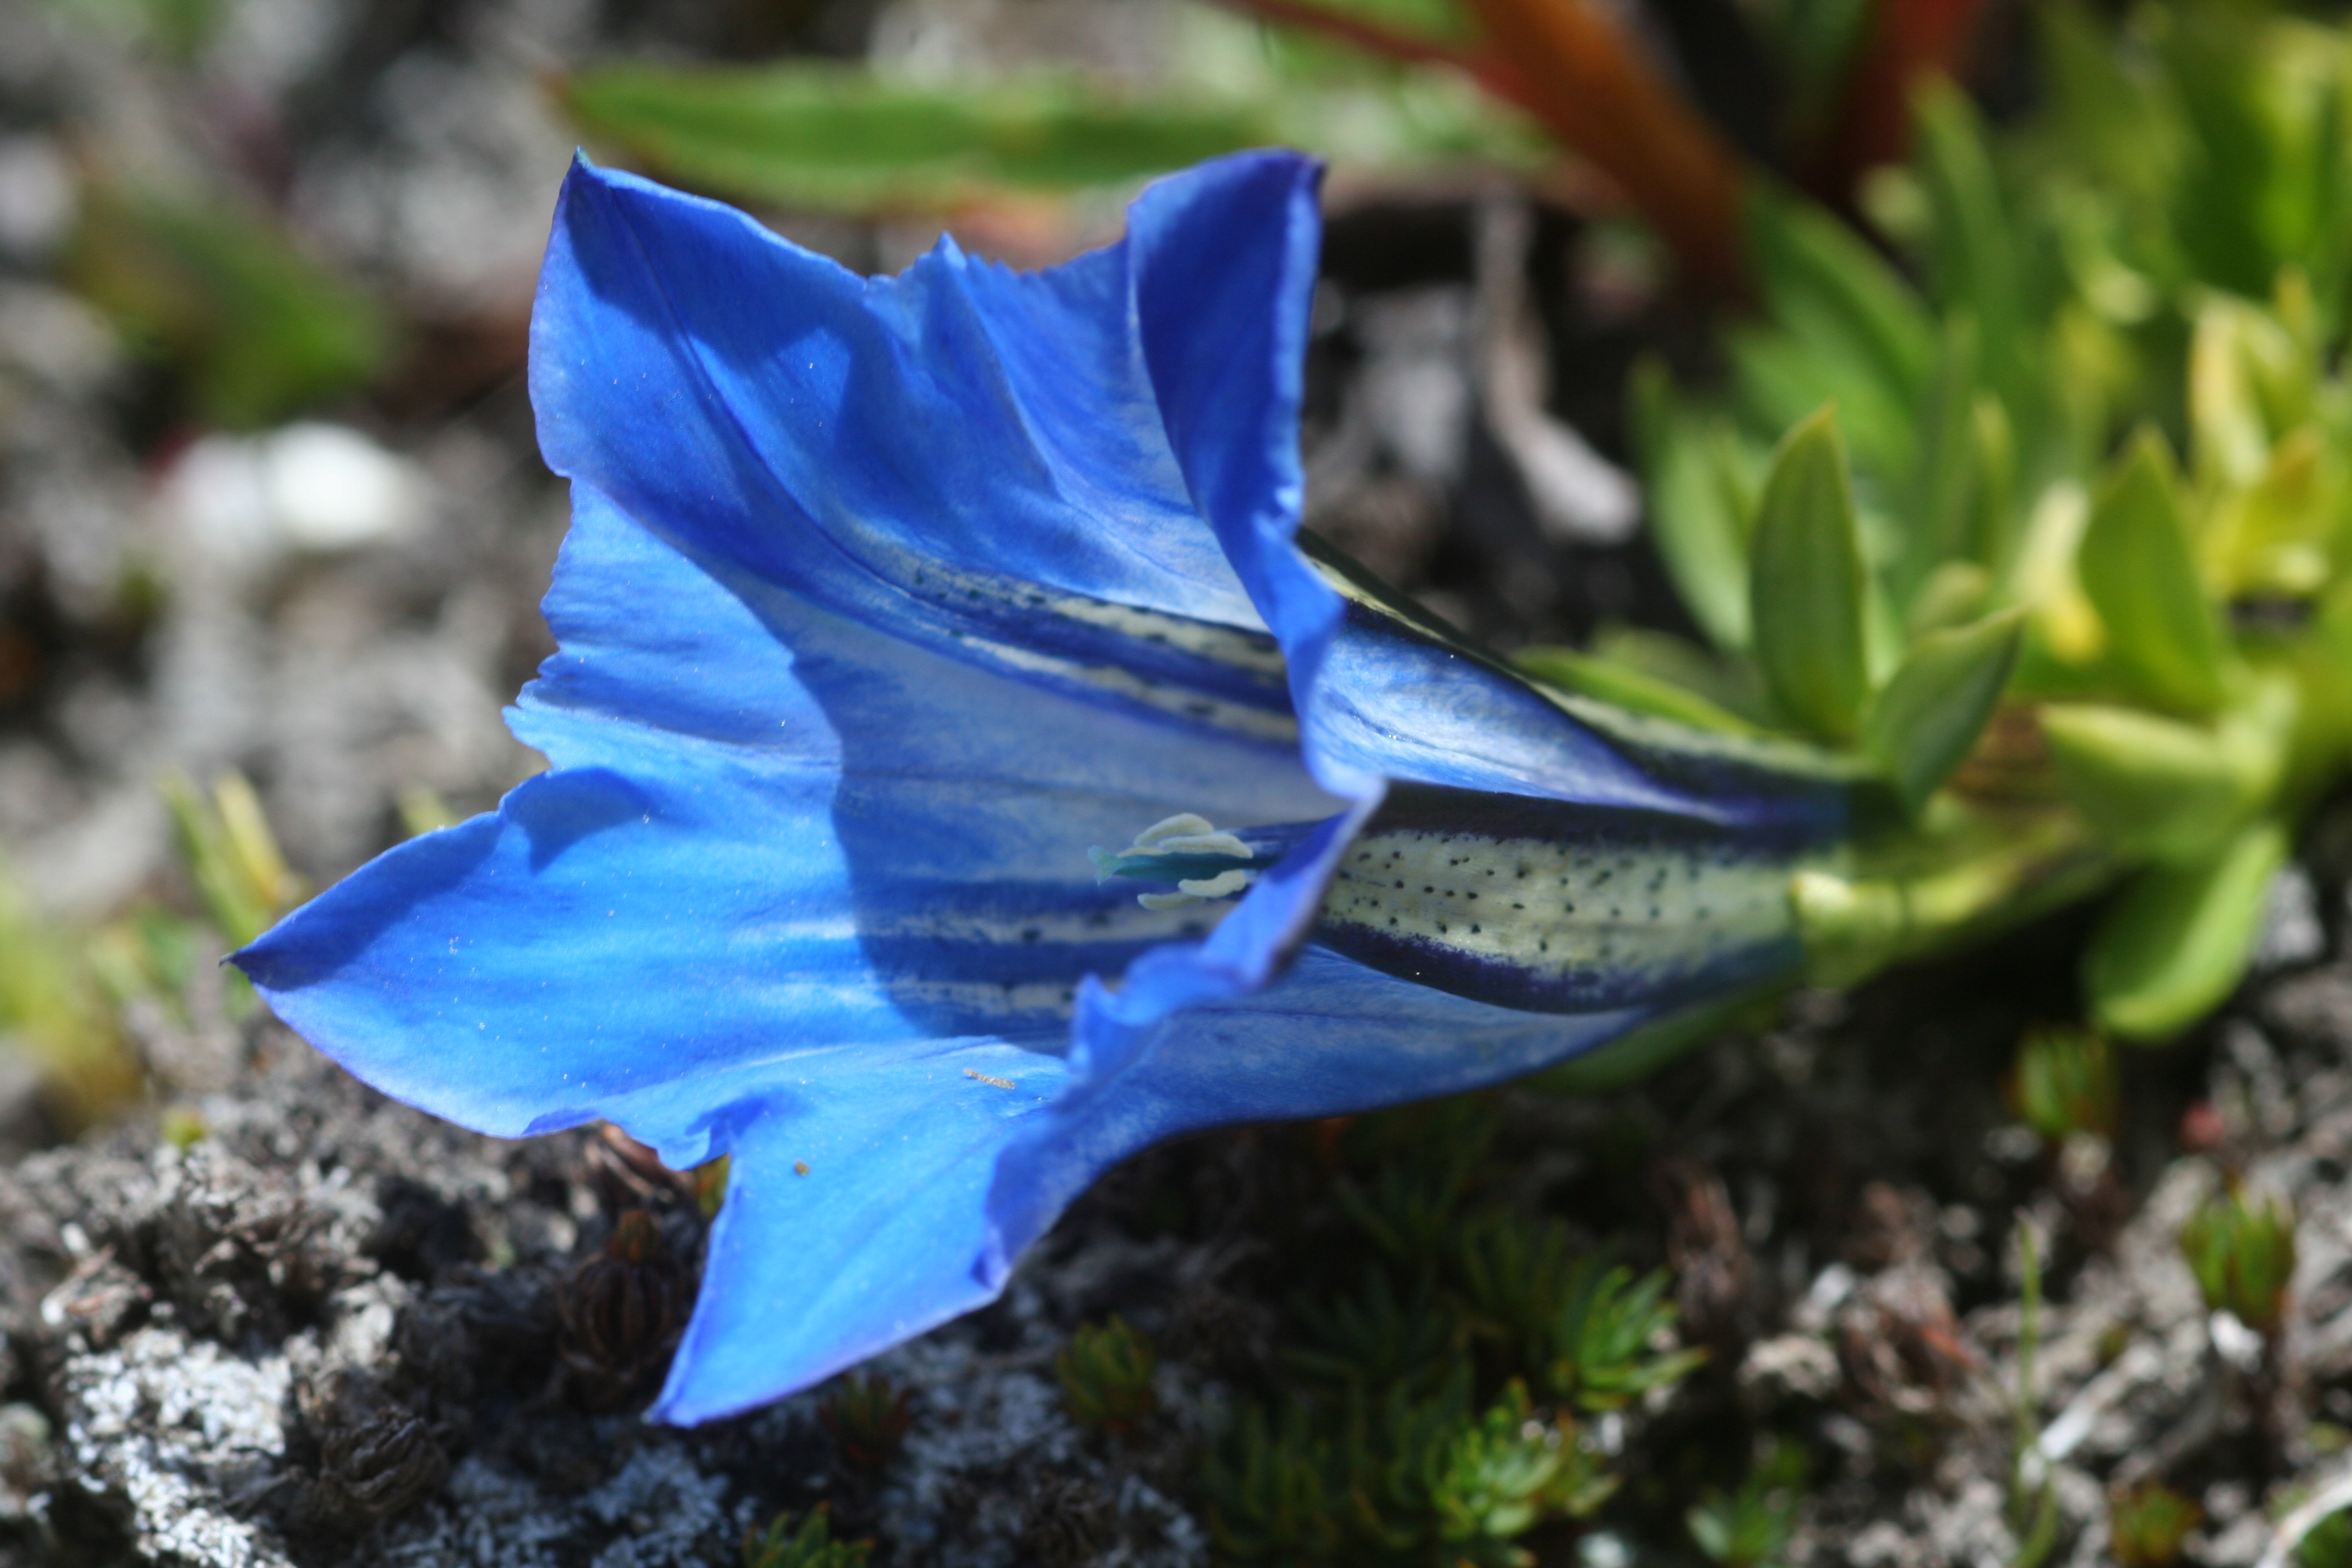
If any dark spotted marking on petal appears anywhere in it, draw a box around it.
[1310,783,1822,1014]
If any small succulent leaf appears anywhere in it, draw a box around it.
[2011,1025,2117,1143]
[67,186,392,429]
[1906,561,1994,640]
[1587,626,1774,722]
[1903,313,1984,600]
[2189,299,2300,489]
[1749,407,1870,742]
[1514,647,1765,737]
[1726,327,1914,491]
[1861,608,2025,811]
[1968,390,2018,572]
[1914,80,2027,409]
[0,858,140,1127]
[2006,478,2109,677]
[2159,7,2307,299]
[160,772,276,947]
[1744,183,1935,459]
[2206,425,2337,599]
[2178,1186,2298,1333]
[1773,0,1876,136]
[1629,357,1752,651]
[557,62,1277,213]
[2086,819,2287,1041]
[2108,1483,2204,1568]
[2037,1,2183,208]
[2038,702,2267,863]
[2077,431,2230,713]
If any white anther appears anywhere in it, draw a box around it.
[1134,813,1213,846]
[1134,867,1260,911]
[1128,813,1253,861]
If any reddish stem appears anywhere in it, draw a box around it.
[1810,0,1991,208]
[1206,0,1543,113]
[1216,0,1749,295]
[1460,0,1748,295]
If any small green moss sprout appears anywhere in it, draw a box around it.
[2010,1024,2117,1143]
[1686,1441,1807,1567]
[818,1373,912,1471]
[2108,1480,2201,1568]
[2178,1180,2298,1335]
[742,1504,870,1568]
[1548,1259,1708,1414]
[1057,1316,1158,1433]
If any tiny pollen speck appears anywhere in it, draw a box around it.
[794,1160,811,1176]
[963,1068,1017,1090]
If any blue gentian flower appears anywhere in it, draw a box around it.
[233,150,1851,1424]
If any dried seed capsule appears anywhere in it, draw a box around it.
[316,1407,448,1520]
[559,1208,689,1403]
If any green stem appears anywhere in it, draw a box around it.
[1791,808,2120,990]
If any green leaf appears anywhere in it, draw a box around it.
[1746,184,1934,377]
[1744,184,1936,475]
[159,770,276,947]
[1905,314,1981,599]
[2189,296,2308,490]
[1861,608,2024,811]
[2205,425,2336,600]
[0,857,140,1127]
[557,61,1277,214]
[2087,819,2287,1041]
[2038,702,2269,864]
[1749,408,1870,742]
[1769,0,1873,144]
[2011,1024,2116,1142]
[1515,646,1764,736]
[2077,431,2230,712]
[2037,1,2183,211]
[1906,561,1993,640]
[66,186,391,429]
[1725,329,1912,493]
[2160,6,2294,299]
[1629,357,1752,652]
[1968,391,2018,572]
[1913,80,2031,414]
